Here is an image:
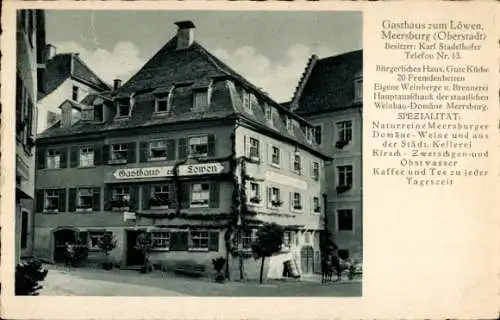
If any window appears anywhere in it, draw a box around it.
[72,86,79,101]
[337,165,353,187]
[81,107,94,121]
[191,183,210,207]
[79,146,94,167]
[337,209,353,231]
[285,117,293,133]
[293,192,302,210]
[46,150,61,169]
[354,78,363,100]
[271,146,280,166]
[337,120,353,143]
[268,187,281,207]
[313,197,320,213]
[151,185,170,207]
[242,92,251,110]
[293,154,301,174]
[313,125,322,145]
[306,127,314,143]
[241,229,254,249]
[21,211,29,249]
[45,190,59,211]
[151,231,170,249]
[112,187,130,201]
[338,249,350,260]
[77,188,93,211]
[283,231,292,248]
[249,137,260,159]
[150,140,167,159]
[194,91,209,110]
[155,98,169,113]
[188,136,208,157]
[88,231,106,251]
[265,105,273,122]
[312,162,320,180]
[249,182,260,204]
[304,231,311,244]
[190,231,209,250]
[117,101,130,117]
[111,143,127,161]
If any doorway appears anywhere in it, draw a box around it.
[126,230,145,266]
[53,228,77,263]
[300,246,314,274]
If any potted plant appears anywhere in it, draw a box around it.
[135,232,154,273]
[293,205,302,210]
[271,200,283,207]
[249,196,261,204]
[212,257,226,283]
[97,233,117,270]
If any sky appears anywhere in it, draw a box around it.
[45,10,362,102]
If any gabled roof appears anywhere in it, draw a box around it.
[292,50,362,115]
[39,53,111,100]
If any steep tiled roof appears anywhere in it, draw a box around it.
[293,50,362,115]
[39,53,111,100]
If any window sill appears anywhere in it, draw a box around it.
[148,157,167,162]
[108,159,127,165]
[149,205,170,210]
[76,208,92,212]
[114,116,130,121]
[150,248,170,252]
[43,209,59,214]
[270,163,280,169]
[44,167,63,171]
[292,208,303,213]
[190,204,209,208]
[153,111,171,116]
[293,170,302,176]
[188,248,209,252]
[248,201,262,208]
[111,207,130,212]
[78,165,96,169]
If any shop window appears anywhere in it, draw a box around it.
[189,231,209,251]
[46,149,61,169]
[188,136,209,157]
[79,145,94,167]
[151,231,170,250]
[190,183,210,208]
[337,209,354,231]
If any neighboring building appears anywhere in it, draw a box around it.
[16,9,47,262]
[33,21,330,279]
[37,48,111,134]
[287,50,363,262]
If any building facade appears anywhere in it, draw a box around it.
[288,50,363,262]
[16,9,46,261]
[33,21,330,279]
[37,49,111,134]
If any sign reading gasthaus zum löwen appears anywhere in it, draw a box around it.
[111,161,229,180]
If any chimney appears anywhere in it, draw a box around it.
[113,79,122,91]
[45,44,57,61]
[175,20,196,50]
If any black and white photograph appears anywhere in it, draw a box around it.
[13,9,363,297]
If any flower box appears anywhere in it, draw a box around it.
[271,200,283,207]
[249,196,261,204]
[314,207,321,213]
[335,140,350,149]
[293,205,302,210]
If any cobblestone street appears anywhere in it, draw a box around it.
[40,265,362,297]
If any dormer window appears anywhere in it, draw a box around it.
[242,92,251,111]
[265,105,273,122]
[354,76,363,101]
[156,98,169,113]
[116,100,131,118]
[72,86,79,101]
[285,116,293,134]
[306,127,314,144]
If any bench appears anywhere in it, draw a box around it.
[174,263,206,277]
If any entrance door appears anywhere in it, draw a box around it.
[126,230,145,266]
[53,229,77,263]
[300,246,314,274]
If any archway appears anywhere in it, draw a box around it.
[300,245,314,274]
[52,228,78,263]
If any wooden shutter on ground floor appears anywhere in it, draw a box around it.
[127,142,136,164]
[139,141,149,163]
[70,146,79,168]
[93,187,101,211]
[209,183,219,208]
[68,188,77,212]
[57,188,66,212]
[35,190,44,212]
[142,184,151,210]
[209,231,219,251]
[180,183,190,209]
[170,231,189,251]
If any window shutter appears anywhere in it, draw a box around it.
[35,190,44,212]
[267,186,271,207]
[243,135,247,157]
[209,231,219,251]
[102,145,110,164]
[166,139,176,160]
[139,141,149,163]
[129,186,139,210]
[93,187,101,211]
[59,147,68,168]
[179,232,189,251]
[58,188,66,212]
[209,183,219,208]
[207,134,215,157]
[268,144,272,163]
[169,183,177,208]
[70,146,79,168]
[142,185,150,210]
[37,147,46,169]
[289,192,293,211]
[180,183,190,209]
[68,188,77,212]
[127,142,137,163]
[178,138,188,160]
[94,143,102,166]
[169,232,180,251]
[171,231,189,251]
[104,185,113,210]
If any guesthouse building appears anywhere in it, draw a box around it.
[33,21,331,279]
